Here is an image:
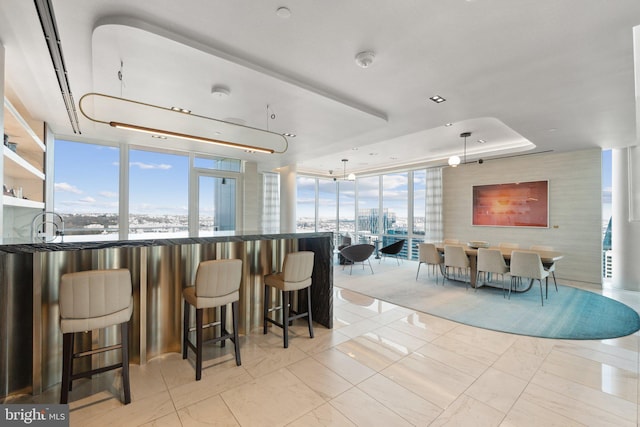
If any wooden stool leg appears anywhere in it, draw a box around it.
[232,301,241,366]
[196,308,203,381]
[182,300,189,359]
[306,287,314,339]
[220,304,227,348]
[283,290,290,348]
[263,285,269,335]
[60,332,73,404]
[121,322,131,404]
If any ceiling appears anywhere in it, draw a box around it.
[0,0,639,177]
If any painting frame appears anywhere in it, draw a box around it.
[472,180,549,228]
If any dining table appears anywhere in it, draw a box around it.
[434,243,564,291]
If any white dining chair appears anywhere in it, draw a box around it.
[416,243,443,281]
[476,248,509,294]
[443,245,470,286]
[530,245,558,292]
[509,251,549,306]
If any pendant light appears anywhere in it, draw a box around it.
[448,132,471,167]
[342,159,356,180]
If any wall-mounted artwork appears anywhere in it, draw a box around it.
[472,180,548,227]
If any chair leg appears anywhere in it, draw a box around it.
[60,332,73,404]
[539,279,544,306]
[195,308,203,380]
[545,277,549,300]
[283,290,290,348]
[220,304,227,348]
[121,322,131,404]
[306,287,314,339]
[367,259,374,274]
[416,262,422,280]
[552,271,558,291]
[183,300,189,359]
[232,301,241,366]
[68,333,75,391]
[263,284,270,334]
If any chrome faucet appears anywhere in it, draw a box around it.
[31,211,65,243]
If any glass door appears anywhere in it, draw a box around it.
[198,175,237,235]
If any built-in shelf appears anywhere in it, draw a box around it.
[4,146,45,180]
[2,195,44,209]
[2,96,47,244]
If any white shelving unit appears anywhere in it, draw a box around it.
[3,97,46,242]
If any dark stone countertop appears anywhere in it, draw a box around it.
[0,231,334,254]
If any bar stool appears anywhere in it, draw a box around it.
[59,269,133,405]
[263,251,315,348]
[183,259,242,381]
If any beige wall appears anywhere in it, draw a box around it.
[443,149,602,285]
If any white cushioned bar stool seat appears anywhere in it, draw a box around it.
[263,251,315,348]
[182,259,242,381]
[59,268,133,405]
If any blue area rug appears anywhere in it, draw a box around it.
[338,270,640,340]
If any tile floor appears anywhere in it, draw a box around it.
[9,260,640,426]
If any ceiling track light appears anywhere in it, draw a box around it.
[79,92,288,154]
[34,0,81,134]
[429,95,446,103]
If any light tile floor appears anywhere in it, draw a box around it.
[8,260,640,426]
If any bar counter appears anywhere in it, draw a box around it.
[0,231,333,398]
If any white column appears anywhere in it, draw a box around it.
[279,165,297,233]
[611,147,640,290]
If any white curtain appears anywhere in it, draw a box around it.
[262,172,280,232]
[425,167,443,242]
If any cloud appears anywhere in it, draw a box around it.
[54,182,82,194]
[130,161,172,170]
[79,197,96,203]
[99,191,118,198]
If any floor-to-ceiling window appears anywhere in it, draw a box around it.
[357,176,380,243]
[338,179,355,242]
[129,149,189,238]
[317,178,337,233]
[296,175,316,232]
[295,167,438,262]
[53,140,119,240]
[53,140,245,240]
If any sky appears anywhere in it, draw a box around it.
[54,139,188,215]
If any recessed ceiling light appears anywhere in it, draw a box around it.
[211,86,230,99]
[276,7,291,18]
[282,132,296,138]
[170,106,191,114]
[151,134,167,139]
[429,95,446,104]
[445,122,453,127]
[390,156,398,160]
[351,147,359,151]
[369,152,378,156]
[477,139,486,144]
